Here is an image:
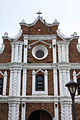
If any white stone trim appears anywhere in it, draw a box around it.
[17,70,21,96]
[3,29,22,42]
[62,44,66,62]
[53,69,58,96]
[58,44,62,63]
[23,34,56,40]
[66,44,69,62]
[20,16,59,27]
[60,103,72,120]
[15,44,18,62]
[0,44,5,54]
[57,29,73,41]
[32,69,48,95]
[18,44,23,62]
[9,70,13,96]
[29,40,51,49]
[52,38,57,63]
[3,71,7,96]
[12,70,17,96]
[32,45,48,60]
[54,103,59,120]
[23,37,28,63]
[11,44,15,62]
[22,69,27,96]
[11,42,23,62]
[59,69,64,96]
[0,71,7,96]
[21,103,26,120]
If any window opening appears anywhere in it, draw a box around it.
[36,74,44,91]
[0,78,3,95]
[77,78,80,95]
[35,50,44,58]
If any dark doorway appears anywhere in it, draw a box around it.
[28,110,53,120]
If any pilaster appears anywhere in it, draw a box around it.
[24,37,28,63]
[3,71,7,96]
[22,68,27,96]
[15,44,18,62]
[44,70,48,94]
[52,38,57,63]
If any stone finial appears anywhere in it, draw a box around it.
[21,19,26,23]
[72,32,77,36]
[54,19,58,23]
[4,32,8,37]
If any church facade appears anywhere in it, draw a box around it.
[0,14,80,120]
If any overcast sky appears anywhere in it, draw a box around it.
[0,0,80,43]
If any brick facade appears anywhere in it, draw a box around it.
[0,15,80,120]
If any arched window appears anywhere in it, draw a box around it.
[77,78,80,95]
[0,78,3,95]
[36,74,44,91]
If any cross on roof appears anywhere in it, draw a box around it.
[36,11,42,16]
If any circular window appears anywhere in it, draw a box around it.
[32,45,48,60]
[35,50,44,58]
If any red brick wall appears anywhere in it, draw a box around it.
[26,70,53,95]
[69,39,80,63]
[75,103,80,120]
[0,39,11,63]
[26,103,54,119]
[21,20,58,35]
[28,40,53,63]
[0,103,8,120]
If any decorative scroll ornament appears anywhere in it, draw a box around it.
[0,44,5,54]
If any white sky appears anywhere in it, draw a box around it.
[0,0,80,43]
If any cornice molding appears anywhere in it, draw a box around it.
[0,62,80,70]
[23,34,57,40]
[0,96,80,103]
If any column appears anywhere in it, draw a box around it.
[73,70,77,95]
[62,44,65,62]
[24,37,28,63]
[21,103,26,120]
[11,44,15,62]
[15,44,18,62]
[9,70,13,96]
[52,38,57,63]
[21,68,27,120]
[32,70,36,94]
[59,69,64,96]
[66,44,69,62]
[12,70,18,96]
[58,45,62,63]
[3,71,7,96]
[17,70,21,96]
[22,68,27,96]
[44,70,48,94]
[18,44,23,63]
[61,103,72,120]
[53,69,58,96]
[8,103,20,120]
[53,69,59,120]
